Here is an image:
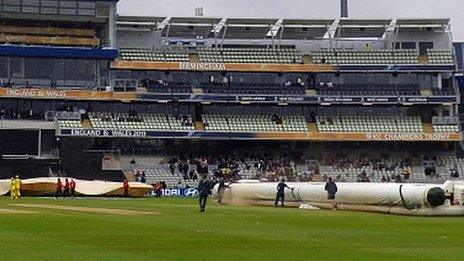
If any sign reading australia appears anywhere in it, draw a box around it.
[70,129,147,138]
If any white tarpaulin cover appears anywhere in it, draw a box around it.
[214,181,443,208]
[0,177,152,197]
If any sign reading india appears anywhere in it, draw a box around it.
[179,62,226,71]
[365,132,459,141]
[6,88,68,98]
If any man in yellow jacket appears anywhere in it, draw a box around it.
[10,177,16,199]
[13,175,21,199]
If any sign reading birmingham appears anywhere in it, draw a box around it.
[179,62,226,71]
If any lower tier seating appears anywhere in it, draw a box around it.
[58,113,194,131]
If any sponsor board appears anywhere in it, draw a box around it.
[5,88,68,98]
[179,62,226,71]
[365,132,459,141]
[153,188,199,197]
[70,129,147,138]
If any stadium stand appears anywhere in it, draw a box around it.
[316,116,423,133]
[0,25,100,47]
[202,114,308,132]
[0,11,461,187]
[318,152,464,183]
[317,83,420,96]
[119,47,189,62]
[197,47,303,64]
[58,113,194,131]
[427,49,454,65]
[141,79,193,93]
[432,117,460,133]
[201,82,306,95]
[311,49,419,65]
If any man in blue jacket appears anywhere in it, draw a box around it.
[325,177,338,210]
[274,178,294,207]
[198,175,212,212]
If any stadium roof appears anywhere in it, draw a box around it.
[337,19,392,38]
[396,19,451,31]
[116,16,451,39]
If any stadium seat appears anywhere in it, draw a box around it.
[197,47,303,64]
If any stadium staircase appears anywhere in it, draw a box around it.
[189,53,199,63]
[422,123,434,133]
[195,121,205,131]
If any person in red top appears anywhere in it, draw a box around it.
[70,179,76,198]
[123,179,129,197]
[63,178,70,198]
[55,178,63,199]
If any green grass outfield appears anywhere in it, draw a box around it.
[0,197,463,261]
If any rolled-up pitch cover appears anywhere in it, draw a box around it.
[213,181,446,208]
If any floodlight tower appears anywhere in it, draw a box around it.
[341,0,348,18]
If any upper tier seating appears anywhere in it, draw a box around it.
[201,82,306,95]
[316,116,423,132]
[119,47,189,62]
[0,25,99,47]
[427,49,454,65]
[197,47,303,64]
[311,49,418,65]
[202,114,308,132]
[317,83,420,96]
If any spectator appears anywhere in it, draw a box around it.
[169,162,176,175]
[327,81,334,89]
[228,75,234,87]
[154,181,165,197]
[140,172,146,183]
[222,76,229,87]
[209,75,215,86]
[450,166,460,178]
